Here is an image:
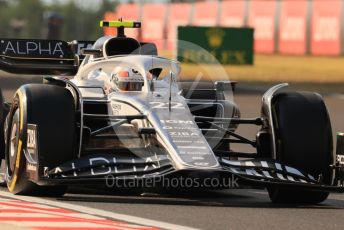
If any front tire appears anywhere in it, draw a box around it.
[5,84,76,196]
[268,92,333,204]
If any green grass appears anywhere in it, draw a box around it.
[174,54,344,83]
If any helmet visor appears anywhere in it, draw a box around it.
[116,81,143,91]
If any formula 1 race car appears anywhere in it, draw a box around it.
[0,21,344,204]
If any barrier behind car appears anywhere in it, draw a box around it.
[108,0,344,56]
[248,0,276,54]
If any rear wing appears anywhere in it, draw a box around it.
[0,38,157,75]
[0,39,93,75]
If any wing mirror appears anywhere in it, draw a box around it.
[171,62,180,76]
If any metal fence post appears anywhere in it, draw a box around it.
[243,0,250,27]
[305,0,313,55]
[274,0,281,54]
[340,0,344,55]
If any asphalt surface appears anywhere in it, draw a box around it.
[1,73,344,230]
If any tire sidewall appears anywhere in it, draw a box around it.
[5,92,32,194]
[0,89,5,159]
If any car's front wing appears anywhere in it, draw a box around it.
[33,153,344,193]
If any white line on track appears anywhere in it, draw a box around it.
[0,191,199,230]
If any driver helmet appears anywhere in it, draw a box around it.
[111,67,144,91]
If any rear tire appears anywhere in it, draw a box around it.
[268,92,333,204]
[5,84,76,196]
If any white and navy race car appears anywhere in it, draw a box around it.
[0,21,343,203]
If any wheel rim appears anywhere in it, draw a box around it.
[7,109,19,177]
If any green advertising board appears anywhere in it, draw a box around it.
[177,26,254,65]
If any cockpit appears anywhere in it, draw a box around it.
[76,55,180,94]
